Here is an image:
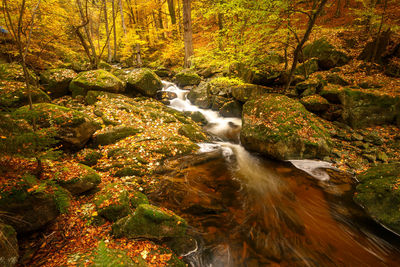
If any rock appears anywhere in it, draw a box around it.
[126,68,162,97]
[187,82,211,108]
[14,103,100,149]
[231,84,272,103]
[0,62,37,83]
[178,124,207,142]
[154,68,173,78]
[377,151,389,162]
[92,126,141,146]
[295,78,323,96]
[207,77,243,97]
[228,62,255,83]
[175,71,201,87]
[77,149,103,166]
[219,100,242,117]
[0,223,18,267]
[358,81,382,89]
[0,81,50,109]
[358,30,391,63]
[352,133,364,141]
[300,95,330,113]
[69,70,124,97]
[85,90,123,105]
[252,69,282,86]
[364,131,384,145]
[354,163,400,234]
[94,183,148,222]
[301,38,350,69]
[56,164,101,195]
[183,111,207,125]
[340,88,400,128]
[363,154,376,163]
[155,91,177,101]
[40,68,77,98]
[112,204,187,239]
[241,94,331,160]
[0,181,59,233]
[98,61,113,71]
[211,95,230,111]
[295,58,319,76]
[319,84,344,104]
[326,73,349,86]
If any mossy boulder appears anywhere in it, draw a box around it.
[69,70,124,97]
[98,61,113,71]
[94,183,149,222]
[301,38,350,69]
[40,68,77,98]
[300,95,330,113]
[14,103,100,149]
[77,149,103,166]
[354,163,400,234]
[385,60,400,78]
[220,100,242,117]
[112,204,188,239]
[92,126,141,146]
[0,62,37,83]
[0,81,50,109]
[0,178,59,233]
[56,164,101,195]
[241,94,331,160]
[178,124,207,142]
[126,68,162,97]
[0,223,18,267]
[340,88,400,128]
[183,111,207,125]
[175,71,201,87]
[187,82,212,108]
[207,77,243,97]
[295,78,324,96]
[319,84,343,104]
[295,58,319,76]
[231,84,272,103]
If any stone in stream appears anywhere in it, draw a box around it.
[354,163,400,235]
[241,94,331,160]
[187,81,212,108]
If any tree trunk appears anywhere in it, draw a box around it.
[167,0,177,26]
[285,0,329,90]
[177,0,183,34]
[76,0,98,67]
[119,0,127,35]
[103,0,112,63]
[182,0,193,68]
[112,0,117,61]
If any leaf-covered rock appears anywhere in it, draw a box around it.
[300,94,330,113]
[69,70,124,97]
[126,68,162,97]
[187,81,212,108]
[241,94,331,160]
[40,68,77,98]
[354,163,400,235]
[55,163,101,195]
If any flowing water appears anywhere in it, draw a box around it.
[154,81,400,267]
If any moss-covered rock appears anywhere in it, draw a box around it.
[295,58,319,76]
[0,81,50,109]
[0,62,37,83]
[178,124,207,142]
[301,38,350,69]
[300,95,330,113]
[69,70,124,97]
[0,223,18,267]
[183,111,207,125]
[14,103,100,149]
[319,84,343,104]
[295,78,324,96]
[231,84,272,103]
[241,94,331,160]
[40,68,77,98]
[220,100,242,117]
[98,61,113,71]
[92,126,141,146]
[94,183,148,222]
[187,82,212,108]
[77,149,103,166]
[126,68,162,97]
[175,71,201,87]
[354,163,400,234]
[56,164,101,195]
[207,76,243,97]
[340,88,400,128]
[326,73,349,86]
[112,204,188,239]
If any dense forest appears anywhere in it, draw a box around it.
[1,0,400,266]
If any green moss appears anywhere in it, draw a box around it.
[178,124,207,142]
[295,58,319,76]
[57,164,101,195]
[40,68,77,98]
[0,62,37,83]
[93,126,141,146]
[126,68,162,97]
[129,191,149,207]
[175,71,201,87]
[94,183,131,222]
[207,76,243,96]
[78,149,102,166]
[114,166,144,177]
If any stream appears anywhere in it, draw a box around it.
[154,81,400,267]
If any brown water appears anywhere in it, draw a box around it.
[151,144,400,267]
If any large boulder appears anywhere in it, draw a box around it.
[340,88,400,128]
[187,81,212,108]
[14,103,100,149]
[354,163,400,234]
[0,223,18,267]
[112,204,188,239]
[55,163,101,195]
[175,71,201,87]
[301,38,350,70]
[231,84,272,103]
[126,68,162,97]
[295,58,319,76]
[0,81,50,109]
[40,68,77,98]
[241,94,331,160]
[69,70,124,97]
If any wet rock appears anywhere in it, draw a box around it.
[241,94,331,160]
[0,223,18,267]
[183,111,207,125]
[301,38,350,69]
[175,71,201,87]
[300,94,330,113]
[69,70,124,97]
[354,163,400,234]
[112,204,188,239]
[187,81,211,108]
[126,68,162,97]
[14,103,100,149]
[92,126,141,146]
[40,68,77,98]
[220,100,242,117]
[155,91,177,101]
[0,81,50,109]
[56,164,101,195]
